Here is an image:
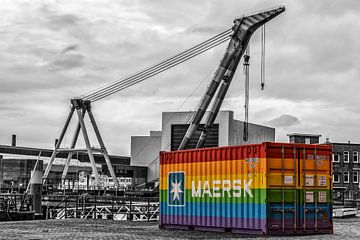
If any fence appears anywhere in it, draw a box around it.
[0,193,33,212]
[43,194,159,221]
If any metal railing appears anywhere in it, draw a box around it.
[43,195,159,221]
[0,193,33,212]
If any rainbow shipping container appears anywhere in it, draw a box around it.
[159,142,333,235]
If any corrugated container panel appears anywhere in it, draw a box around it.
[159,142,333,235]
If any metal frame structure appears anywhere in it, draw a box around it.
[42,5,285,188]
[43,99,118,187]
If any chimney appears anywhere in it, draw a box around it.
[11,134,16,147]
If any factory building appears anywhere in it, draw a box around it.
[131,110,275,182]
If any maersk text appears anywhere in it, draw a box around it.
[191,179,253,198]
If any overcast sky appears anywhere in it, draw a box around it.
[1,0,359,156]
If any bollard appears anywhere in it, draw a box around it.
[30,162,43,215]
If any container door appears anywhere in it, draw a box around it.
[267,145,298,234]
[298,146,332,233]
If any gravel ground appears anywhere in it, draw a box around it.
[0,218,358,240]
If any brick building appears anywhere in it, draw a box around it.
[331,142,360,201]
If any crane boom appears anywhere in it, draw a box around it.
[196,47,244,148]
[178,5,285,150]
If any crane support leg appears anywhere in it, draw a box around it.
[87,105,119,188]
[178,65,231,150]
[61,109,85,181]
[43,107,75,181]
[75,107,100,186]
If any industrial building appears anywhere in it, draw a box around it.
[0,154,98,192]
[1,109,275,190]
[0,139,147,191]
[131,110,275,182]
[0,156,40,192]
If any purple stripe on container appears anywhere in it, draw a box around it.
[266,228,332,235]
[160,215,266,230]
[268,219,332,229]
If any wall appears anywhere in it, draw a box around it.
[130,131,162,167]
[147,157,160,183]
[232,120,275,145]
[161,111,232,151]
[132,110,275,183]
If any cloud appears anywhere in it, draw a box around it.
[50,53,85,70]
[61,44,78,54]
[41,5,81,30]
[1,0,360,156]
[185,25,225,35]
[266,114,300,128]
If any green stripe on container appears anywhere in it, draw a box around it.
[267,189,332,203]
[160,188,267,204]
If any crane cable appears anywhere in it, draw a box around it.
[243,44,250,142]
[243,25,266,141]
[84,31,231,102]
[261,24,265,90]
[79,29,233,102]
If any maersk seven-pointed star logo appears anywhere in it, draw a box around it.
[168,172,185,206]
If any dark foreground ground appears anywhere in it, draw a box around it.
[0,218,358,240]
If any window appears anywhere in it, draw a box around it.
[344,171,349,183]
[332,154,340,163]
[354,151,359,163]
[353,171,358,183]
[333,173,340,183]
[344,151,349,163]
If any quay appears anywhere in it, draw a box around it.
[0,218,359,240]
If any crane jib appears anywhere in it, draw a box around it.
[179,6,285,150]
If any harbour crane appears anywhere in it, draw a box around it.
[42,6,285,187]
[179,6,284,150]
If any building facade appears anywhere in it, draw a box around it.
[161,110,275,151]
[131,110,275,182]
[287,133,322,144]
[331,142,360,201]
[0,156,40,192]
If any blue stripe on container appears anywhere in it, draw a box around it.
[268,203,332,220]
[160,202,267,219]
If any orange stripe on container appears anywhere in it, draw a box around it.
[160,158,267,177]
